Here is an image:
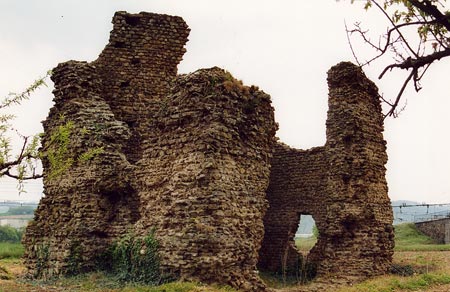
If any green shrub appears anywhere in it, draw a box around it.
[103,230,161,284]
[65,241,83,276]
[390,264,415,276]
[0,226,22,243]
[312,224,319,238]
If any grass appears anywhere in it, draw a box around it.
[338,223,450,292]
[394,223,450,251]
[295,223,450,252]
[295,236,317,252]
[1,223,450,291]
[338,250,450,292]
[0,262,238,292]
[339,272,450,292]
[47,272,235,291]
[0,242,24,259]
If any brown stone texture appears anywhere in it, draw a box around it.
[23,11,276,291]
[23,11,394,291]
[23,11,190,279]
[258,62,395,281]
[416,218,450,244]
[133,68,276,290]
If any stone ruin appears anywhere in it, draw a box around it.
[23,11,394,291]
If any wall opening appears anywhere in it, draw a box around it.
[295,215,317,256]
[294,214,318,284]
[125,15,141,26]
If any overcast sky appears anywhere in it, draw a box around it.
[1,0,449,204]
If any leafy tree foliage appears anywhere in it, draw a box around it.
[348,0,450,117]
[0,72,51,188]
[0,225,23,243]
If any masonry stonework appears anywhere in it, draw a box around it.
[258,63,395,280]
[23,11,394,291]
[416,218,450,244]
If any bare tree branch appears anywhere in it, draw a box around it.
[347,0,450,117]
[379,48,450,79]
[345,20,362,66]
[385,69,416,117]
[3,169,43,180]
[372,0,419,58]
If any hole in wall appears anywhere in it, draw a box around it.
[113,41,126,48]
[293,214,318,283]
[125,15,141,26]
[126,120,136,128]
[295,215,317,258]
[120,81,130,88]
[131,58,141,65]
[258,213,319,287]
[342,173,351,185]
[343,134,353,145]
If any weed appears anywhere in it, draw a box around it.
[0,264,12,280]
[78,147,104,162]
[34,243,49,278]
[390,264,415,276]
[65,241,83,276]
[46,120,75,179]
[101,230,162,285]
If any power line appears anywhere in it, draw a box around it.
[392,203,450,208]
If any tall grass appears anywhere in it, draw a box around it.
[0,242,24,259]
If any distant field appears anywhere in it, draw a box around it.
[0,242,24,259]
[295,236,317,252]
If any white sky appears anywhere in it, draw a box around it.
[0,0,449,204]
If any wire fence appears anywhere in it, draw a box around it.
[413,210,450,223]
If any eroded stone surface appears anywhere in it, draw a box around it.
[259,62,394,281]
[133,68,277,290]
[416,218,450,244]
[23,11,394,291]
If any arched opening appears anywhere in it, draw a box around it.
[258,210,320,287]
[292,213,318,284]
[295,214,317,257]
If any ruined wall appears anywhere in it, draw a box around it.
[259,62,395,281]
[23,11,393,291]
[23,11,190,279]
[23,11,276,291]
[134,68,276,290]
[416,218,450,244]
[258,144,328,274]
